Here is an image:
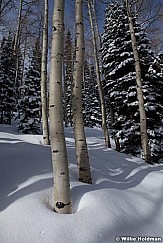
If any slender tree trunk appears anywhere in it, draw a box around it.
[14,0,23,54]
[1,110,3,124]
[126,0,151,163]
[91,0,101,50]
[88,0,111,148]
[69,81,73,127]
[63,58,68,127]
[108,97,120,152]
[0,0,2,19]
[14,0,23,89]
[20,37,27,86]
[73,0,92,184]
[91,0,120,151]
[49,0,72,214]
[41,0,50,145]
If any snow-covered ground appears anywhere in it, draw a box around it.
[0,124,163,243]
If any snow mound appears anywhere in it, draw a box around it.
[0,125,163,243]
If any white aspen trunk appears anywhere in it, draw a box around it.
[63,58,68,127]
[41,0,50,145]
[108,97,120,152]
[91,0,101,50]
[91,0,120,151]
[73,0,92,184]
[20,36,27,86]
[126,0,151,163]
[69,72,73,127]
[88,0,111,148]
[14,0,23,54]
[14,0,23,88]
[49,0,72,214]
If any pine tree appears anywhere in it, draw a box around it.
[17,40,41,134]
[157,52,163,79]
[147,53,163,162]
[0,35,15,124]
[101,1,162,162]
[82,61,101,127]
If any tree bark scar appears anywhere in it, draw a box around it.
[56,202,70,209]
[80,167,87,171]
[52,26,57,31]
[60,172,65,175]
[53,150,59,153]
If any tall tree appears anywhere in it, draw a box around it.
[72,0,92,184]
[126,0,150,163]
[14,0,23,54]
[0,35,15,124]
[49,0,71,214]
[13,0,23,92]
[17,40,41,134]
[87,0,111,148]
[64,30,73,127]
[101,1,162,162]
[40,0,49,145]
[82,61,101,127]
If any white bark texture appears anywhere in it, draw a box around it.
[126,0,151,163]
[14,0,23,87]
[88,0,111,148]
[49,0,71,213]
[63,58,68,127]
[41,0,50,145]
[14,0,23,54]
[73,0,92,184]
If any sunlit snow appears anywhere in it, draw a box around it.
[0,124,163,243]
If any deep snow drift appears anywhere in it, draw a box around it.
[0,124,163,243]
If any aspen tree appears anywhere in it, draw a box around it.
[87,0,111,148]
[64,30,74,127]
[90,0,121,151]
[14,0,23,88]
[41,0,50,145]
[63,58,68,127]
[73,0,92,184]
[126,0,151,163]
[49,0,72,213]
[14,0,23,54]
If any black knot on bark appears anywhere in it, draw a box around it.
[52,26,57,31]
[53,150,59,153]
[56,202,70,209]
[60,172,65,175]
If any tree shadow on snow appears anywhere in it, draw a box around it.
[70,147,163,213]
[0,138,53,212]
[70,146,163,242]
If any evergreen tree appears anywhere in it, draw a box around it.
[82,61,101,127]
[147,54,163,162]
[17,40,41,134]
[101,1,162,162]
[157,52,163,78]
[0,35,15,124]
